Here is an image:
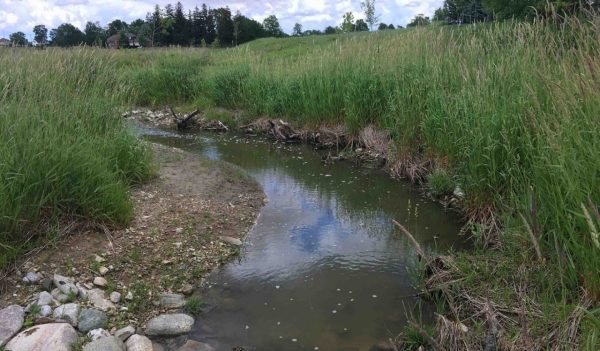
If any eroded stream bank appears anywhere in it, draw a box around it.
[138,124,467,351]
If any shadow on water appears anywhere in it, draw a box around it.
[138,124,467,351]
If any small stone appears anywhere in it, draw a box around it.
[87,328,111,341]
[78,308,108,332]
[37,291,54,306]
[52,303,80,326]
[22,272,41,284]
[94,255,106,263]
[53,274,78,295]
[39,305,53,317]
[110,291,121,303]
[220,236,242,246]
[125,291,133,301]
[6,323,77,351]
[179,284,194,296]
[126,335,154,351]
[0,305,25,346]
[99,266,109,275]
[114,325,135,341]
[87,289,116,311]
[93,277,107,287]
[175,227,184,234]
[158,293,186,309]
[145,314,194,336]
[83,336,124,351]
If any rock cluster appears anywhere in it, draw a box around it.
[0,269,206,350]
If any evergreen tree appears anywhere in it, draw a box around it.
[204,5,217,45]
[214,7,234,46]
[172,2,188,46]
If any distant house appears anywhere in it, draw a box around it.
[106,33,145,49]
[0,38,10,47]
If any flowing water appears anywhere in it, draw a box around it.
[141,126,466,351]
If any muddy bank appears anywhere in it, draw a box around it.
[0,143,264,350]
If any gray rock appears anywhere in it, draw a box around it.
[87,288,116,311]
[159,293,186,309]
[220,236,242,246]
[114,325,135,341]
[78,308,108,332]
[5,323,77,351]
[126,335,154,351]
[55,293,70,303]
[53,273,78,295]
[125,291,134,300]
[77,283,89,300]
[99,266,109,275]
[110,291,121,303]
[178,340,216,351]
[52,303,79,326]
[0,305,24,346]
[23,272,41,284]
[39,305,52,318]
[145,314,194,336]
[37,291,54,306]
[87,328,111,341]
[83,336,125,351]
[93,277,107,287]
[179,284,194,296]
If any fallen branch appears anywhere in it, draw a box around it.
[168,106,200,130]
[392,219,425,259]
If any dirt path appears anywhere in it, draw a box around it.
[0,142,264,329]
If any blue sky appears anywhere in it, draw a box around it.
[0,0,443,39]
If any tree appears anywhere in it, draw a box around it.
[378,23,388,30]
[84,22,105,46]
[388,24,396,29]
[9,32,27,46]
[172,2,189,46]
[233,13,267,45]
[191,6,205,46]
[203,5,217,45]
[293,23,303,36]
[50,23,85,47]
[214,7,234,46]
[355,19,369,31]
[407,14,431,27]
[461,0,488,23]
[263,15,283,37]
[107,19,128,36]
[129,19,151,47]
[342,12,354,32]
[33,25,48,46]
[324,26,337,34]
[146,5,162,46]
[361,0,380,31]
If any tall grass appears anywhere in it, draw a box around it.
[116,16,599,302]
[0,48,152,266]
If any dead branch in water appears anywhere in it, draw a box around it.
[168,106,200,130]
[392,219,425,259]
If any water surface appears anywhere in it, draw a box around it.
[141,127,465,351]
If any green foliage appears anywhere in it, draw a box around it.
[185,296,203,315]
[9,32,28,46]
[427,170,455,197]
[50,23,85,47]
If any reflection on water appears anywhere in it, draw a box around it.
[141,126,465,351]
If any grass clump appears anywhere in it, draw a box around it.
[185,296,203,315]
[426,170,455,198]
[0,48,153,267]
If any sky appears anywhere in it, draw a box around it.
[0,0,443,39]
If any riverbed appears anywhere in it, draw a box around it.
[140,126,465,351]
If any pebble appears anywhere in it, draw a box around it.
[37,291,54,306]
[87,328,111,341]
[114,325,135,341]
[99,267,109,275]
[53,274,78,295]
[110,292,121,303]
[93,277,107,287]
[22,272,41,284]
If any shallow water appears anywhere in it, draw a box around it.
[141,126,465,351]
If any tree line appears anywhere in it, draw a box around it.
[5,0,598,48]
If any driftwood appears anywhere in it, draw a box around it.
[169,106,200,130]
[267,119,300,141]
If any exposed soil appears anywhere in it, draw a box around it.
[0,142,264,328]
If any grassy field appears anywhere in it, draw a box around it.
[1,13,599,349]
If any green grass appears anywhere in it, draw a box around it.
[0,48,153,267]
[108,16,598,347]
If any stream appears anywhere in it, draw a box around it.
[140,125,466,351]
